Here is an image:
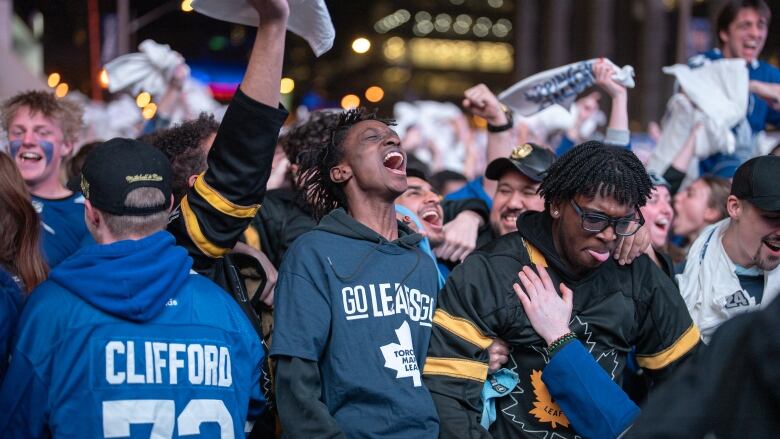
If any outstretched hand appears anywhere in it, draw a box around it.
[513,265,573,345]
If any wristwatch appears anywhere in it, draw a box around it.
[487,105,514,133]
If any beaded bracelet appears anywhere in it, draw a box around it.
[548,332,577,357]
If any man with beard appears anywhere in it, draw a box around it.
[485,143,554,241]
[270,109,440,437]
[423,141,699,438]
[1,91,90,267]
[677,155,780,344]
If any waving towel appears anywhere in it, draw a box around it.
[647,58,750,179]
[498,58,634,117]
[105,39,187,97]
[191,0,335,56]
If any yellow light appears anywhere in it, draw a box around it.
[99,68,110,89]
[365,86,384,103]
[47,73,61,88]
[351,37,371,54]
[142,103,158,120]
[136,92,152,108]
[280,77,295,94]
[181,0,194,12]
[341,94,360,109]
[54,83,69,98]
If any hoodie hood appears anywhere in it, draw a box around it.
[516,210,607,283]
[49,230,192,322]
[314,208,423,248]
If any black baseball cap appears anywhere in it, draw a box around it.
[485,143,556,182]
[79,138,172,215]
[731,155,780,212]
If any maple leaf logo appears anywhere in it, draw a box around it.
[380,321,421,387]
[528,369,570,429]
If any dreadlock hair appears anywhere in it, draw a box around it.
[296,107,395,220]
[142,113,219,205]
[539,141,653,212]
[279,110,342,166]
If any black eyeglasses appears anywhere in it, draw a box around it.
[569,199,644,236]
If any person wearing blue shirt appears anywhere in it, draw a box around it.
[688,0,780,177]
[2,90,93,267]
[0,139,268,438]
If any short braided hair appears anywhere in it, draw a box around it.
[539,141,652,211]
[296,108,394,220]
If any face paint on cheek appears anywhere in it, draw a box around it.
[9,140,22,157]
[39,140,55,165]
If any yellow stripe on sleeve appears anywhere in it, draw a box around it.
[423,357,488,382]
[180,195,230,258]
[524,240,548,267]
[433,309,493,349]
[193,174,260,218]
[636,324,701,370]
[243,224,261,251]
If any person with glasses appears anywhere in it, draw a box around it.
[423,141,700,439]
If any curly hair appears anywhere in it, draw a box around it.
[296,108,395,220]
[539,141,652,211]
[1,90,85,145]
[143,113,219,205]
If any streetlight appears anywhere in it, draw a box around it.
[341,94,360,109]
[351,37,371,54]
[47,73,61,88]
[365,86,384,103]
[280,77,295,94]
[136,92,151,108]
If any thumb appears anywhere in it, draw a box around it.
[560,283,573,306]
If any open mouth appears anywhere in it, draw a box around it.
[501,210,521,228]
[764,239,780,253]
[420,208,442,225]
[18,151,43,162]
[383,151,405,174]
[653,217,670,233]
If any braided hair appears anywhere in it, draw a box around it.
[538,141,652,211]
[296,107,395,220]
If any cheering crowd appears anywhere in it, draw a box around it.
[1,0,779,438]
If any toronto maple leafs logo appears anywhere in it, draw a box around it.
[380,321,421,387]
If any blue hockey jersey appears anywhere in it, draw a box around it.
[32,193,93,267]
[0,231,265,438]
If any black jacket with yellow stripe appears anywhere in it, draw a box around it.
[167,88,288,273]
[422,211,700,439]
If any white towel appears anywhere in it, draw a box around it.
[105,39,188,97]
[498,58,635,117]
[191,0,335,57]
[647,59,749,177]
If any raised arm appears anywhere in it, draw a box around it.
[463,84,514,199]
[593,60,629,146]
[240,0,289,105]
[168,0,290,272]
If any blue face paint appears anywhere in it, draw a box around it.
[9,140,22,158]
[39,140,55,165]
[9,139,55,166]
